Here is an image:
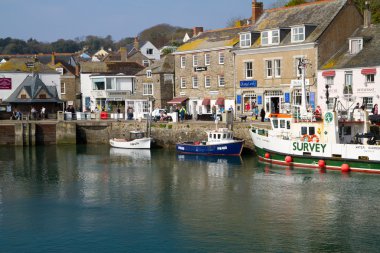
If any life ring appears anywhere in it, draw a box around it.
[310,134,319,143]
[301,134,310,142]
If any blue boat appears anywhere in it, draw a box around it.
[176,128,244,156]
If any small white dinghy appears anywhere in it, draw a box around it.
[109,131,152,149]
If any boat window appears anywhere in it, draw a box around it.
[359,156,369,160]
[343,126,352,135]
[280,120,285,128]
[223,134,227,139]
[209,133,212,139]
[301,127,307,135]
[218,134,221,139]
[287,121,291,129]
[309,127,315,135]
[273,119,278,128]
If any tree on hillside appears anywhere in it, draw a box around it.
[354,0,380,24]
[139,24,192,48]
[285,0,306,7]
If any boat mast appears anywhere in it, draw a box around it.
[299,59,308,117]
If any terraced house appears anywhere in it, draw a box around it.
[234,0,362,116]
[173,25,249,119]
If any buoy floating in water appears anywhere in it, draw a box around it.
[285,156,292,163]
[341,163,350,173]
[265,153,270,159]
[318,160,326,168]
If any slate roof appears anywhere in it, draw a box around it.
[321,24,380,69]
[176,25,251,52]
[0,57,58,74]
[80,61,144,75]
[246,0,348,48]
[6,74,62,103]
[135,54,174,76]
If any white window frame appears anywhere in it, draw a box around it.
[204,76,211,88]
[274,59,281,77]
[180,56,186,68]
[146,70,152,78]
[265,60,273,78]
[218,75,225,87]
[245,61,253,79]
[61,82,66,94]
[193,55,198,67]
[205,53,211,66]
[240,33,251,48]
[291,26,305,43]
[180,77,186,88]
[294,57,305,77]
[219,52,225,65]
[143,60,149,67]
[192,76,199,88]
[261,30,280,46]
[143,83,153,95]
[366,74,375,83]
[349,38,363,54]
[362,97,373,110]
[325,76,334,86]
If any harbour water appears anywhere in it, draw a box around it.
[1,145,380,252]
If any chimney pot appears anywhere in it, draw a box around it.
[364,1,371,28]
[192,27,204,37]
[252,0,263,24]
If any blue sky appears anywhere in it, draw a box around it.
[1,0,276,42]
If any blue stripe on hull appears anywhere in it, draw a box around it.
[176,141,244,156]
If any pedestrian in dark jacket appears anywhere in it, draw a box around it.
[260,108,266,122]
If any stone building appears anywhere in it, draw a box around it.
[233,0,363,116]
[135,54,175,109]
[173,25,249,118]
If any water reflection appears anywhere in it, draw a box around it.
[0,146,380,252]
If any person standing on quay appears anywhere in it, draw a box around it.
[260,108,266,122]
[179,106,186,122]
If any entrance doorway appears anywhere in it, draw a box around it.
[264,91,283,114]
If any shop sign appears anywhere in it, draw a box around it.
[240,80,257,88]
[194,67,207,72]
[0,78,11,90]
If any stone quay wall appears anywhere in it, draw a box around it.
[0,120,269,149]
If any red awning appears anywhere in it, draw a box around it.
[167,97,188,105]
[202,98,210,106]
[361,68,377,75]
[215,98,225,106]
[322,71,336,77]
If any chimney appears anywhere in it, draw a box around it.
[119,47,127,62]
[252,0,264,24]
[51,52,56,65]
[364,1,371,28]
[192,27,204,37]
[134,37,140,51]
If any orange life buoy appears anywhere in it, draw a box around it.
[310,134,319,143]
[301,134,310,142]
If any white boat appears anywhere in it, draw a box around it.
[109,131,152,149]
[250,59,380,173]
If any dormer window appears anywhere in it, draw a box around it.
[349,38,363,54]
[240,33,251,48]
[291,26,305,43]
[261,30,280,46]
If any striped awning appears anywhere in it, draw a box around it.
[215,97,225,106]
[322,70,336,77]
[167,97,188,105]
[361,68,377,75]
[202,98,210,106]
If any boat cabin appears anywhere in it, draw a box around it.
[206,128,234,143]
[129,131,146,140]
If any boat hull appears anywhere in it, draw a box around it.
[250,131,380,173]
[176,140,244,156]
[109,138,152,149]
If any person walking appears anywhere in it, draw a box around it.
[40,106,46,119]
[260,108,266,122]
[179,106,187,122]
[254,106,259,120]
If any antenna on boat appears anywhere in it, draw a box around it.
[298,58,310,117]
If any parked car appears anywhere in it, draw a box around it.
[152,109,172,122]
